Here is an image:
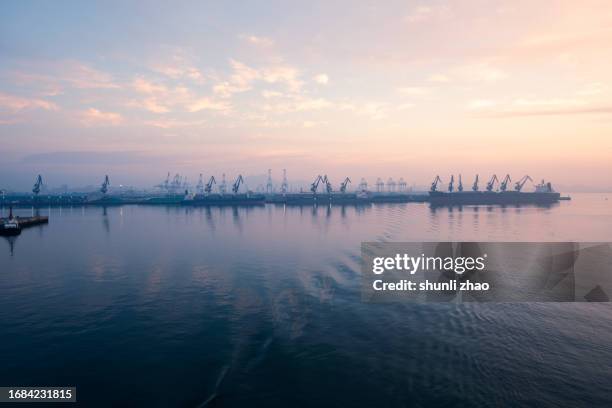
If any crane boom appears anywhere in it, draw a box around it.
[339,177,351,193]
[205,176,216,194]
[322,175,333,193]
[486,174,498,192]
[514,175,533,192]
[430,175,442,192]
[232,175,244,194]
[310,175,323,193]
[100,175,110,194]
[32,175,43,195]
[500,174,511,192]
[448,175,455,192]
[472,175,479,191]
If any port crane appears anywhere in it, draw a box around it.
[375,178,384,192]
[448,175,455,192]
[499,174,511,192]
[204,176,216,194]
[164,172,170,191]
[514,175,533,192]
[358,178,368,191]
[322,175,333,193]
[458,174,463,192]
[32,175,43,196]
[472,175,479,191]
[266,169,273,193]
[486,175,498,192]
[170,174,181,192]
[339,177,351,193]
[100,175,110,194]
[219,174,227,194]
[280,169,288,194]
[196,174,204,194]
[398,178,407,192]
[430,175,442,192]
[310,175,323,194]
[232,175,244,194]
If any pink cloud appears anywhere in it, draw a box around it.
[0,92,59,112]
[79,108,123,126]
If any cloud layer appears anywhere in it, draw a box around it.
[1,1,612,189]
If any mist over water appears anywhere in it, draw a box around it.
[1,194,612,407]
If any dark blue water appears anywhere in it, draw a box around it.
[1,195,612,407]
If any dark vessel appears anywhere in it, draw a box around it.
[429,190,561,205]
[0,218,21,236]
[428,175,563,206]
[0,207,22,236]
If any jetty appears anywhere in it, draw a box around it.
[0,207,48,236]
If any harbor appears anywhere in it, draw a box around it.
[0,172,567,208]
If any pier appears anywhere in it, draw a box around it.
[0,207,48,236]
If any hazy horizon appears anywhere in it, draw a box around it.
[1,1,612,191]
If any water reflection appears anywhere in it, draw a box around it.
[102,206,110,234]
[2,235,17,256]
[1,196,612,406]
[428,202,559,211]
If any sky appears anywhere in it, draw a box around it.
[1,0,612,191]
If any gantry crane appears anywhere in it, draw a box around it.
[266,169,273,193]
[219,174,227,194]
[398,178,407,192]
[448,175,455,192]
[375,178,384,192]
[472,174,479,191]
[280,169,288,194]
[358,178,368,191]
[458,174,463,192]
[196,174,204,194]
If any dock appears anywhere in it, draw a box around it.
[1,192,429,207]
[0,172,569,208]
[0,213,48,236]
[11,215,49,227]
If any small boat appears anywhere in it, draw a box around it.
[0,207,22,236]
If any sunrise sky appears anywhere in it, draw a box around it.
[1,0,611,191]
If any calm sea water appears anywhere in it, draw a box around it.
[1,194,612,407]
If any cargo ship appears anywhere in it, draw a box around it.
[428,175,562,206]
